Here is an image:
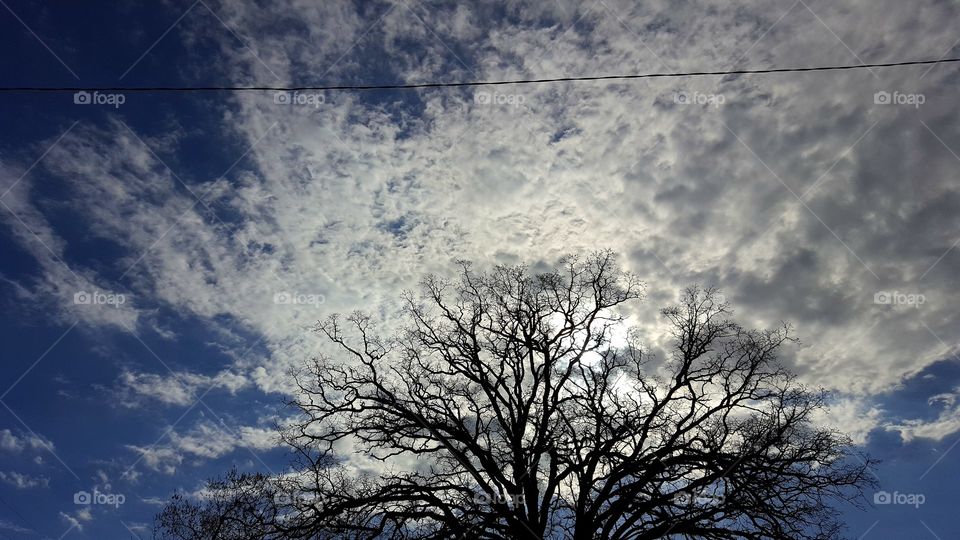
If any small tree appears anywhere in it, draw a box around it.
[157,251,875,539]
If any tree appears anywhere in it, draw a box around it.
[156,251,875,540]
[155,471,278,540]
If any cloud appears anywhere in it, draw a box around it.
[0,429,54,454]
[125,445,183,476]
[176,0,960,402]
[811,398,883,446]
[59,507,92,532]
[0,470,49,489]
[887,411,960,443]
[126,419,279,474]
[886,387,960,443]
[928,391,958,408]
[0,163,141,331]
[172,421,276,458]
[115,369,250,407]
[0,519,32,534]
[124,521,151,535]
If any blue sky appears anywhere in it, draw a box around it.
[0,1,959,538]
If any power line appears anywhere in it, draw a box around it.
[1,57,958,94]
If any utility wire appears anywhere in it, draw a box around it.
[1,57,958,93]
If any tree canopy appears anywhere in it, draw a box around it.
[157,251,875,540]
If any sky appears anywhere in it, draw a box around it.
[0,0,958,538]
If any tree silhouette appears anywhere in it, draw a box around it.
[156,252,875,540]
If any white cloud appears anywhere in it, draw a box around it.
[0,470,49,489]
[811,399,883,446]
[127,419,279,474]
[175,0,960,401]
[0,163,141,331]
[116,369,250,407]
[886,387,960,443]
[928,390,958,408]
[125,445,182,476]
[124,521,151,535]
[0,520,31,534]
[59,506,93,532]
[0,429,54,454]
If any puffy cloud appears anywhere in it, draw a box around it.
[126,419,279,474]
[0,470,49,489]
[811,398,884,446]
[180,0,960,402]
[124,445,182,476]
[59,507,92,532]
[0,429,54,454]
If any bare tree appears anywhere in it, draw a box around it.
[157,251,875,540]
[155,470,278,540]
